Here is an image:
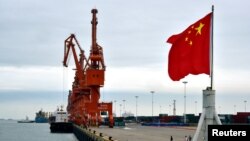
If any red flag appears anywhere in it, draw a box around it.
[167,13,212,81]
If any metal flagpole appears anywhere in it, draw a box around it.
[192,5,221,141]
[211,3,221,126]
[210,5,214,89]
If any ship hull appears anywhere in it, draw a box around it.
[50,122,73,133]
[35,117,48,123]
[17,120,34,123]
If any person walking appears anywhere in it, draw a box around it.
[185,136,188,141]
[170,136,173,141]
[188,135,192,141]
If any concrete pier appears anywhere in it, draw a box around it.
[90,123,198,141]
[73,124,116,141]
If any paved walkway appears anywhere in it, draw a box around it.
[90,123,199,141]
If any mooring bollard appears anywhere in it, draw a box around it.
[73,124,117,141]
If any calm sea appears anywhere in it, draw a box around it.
[0,120,78,141]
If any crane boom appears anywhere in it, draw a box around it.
[63,34,84,67]
[63,34,87,88]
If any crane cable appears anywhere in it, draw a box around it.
[62,66,68,107]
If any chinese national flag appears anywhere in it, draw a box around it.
[167,13,212,81]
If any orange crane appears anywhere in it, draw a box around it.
[63,9,113,128]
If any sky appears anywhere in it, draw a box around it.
[0,0,250,119]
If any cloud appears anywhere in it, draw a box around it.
[1,0,250,118]
[0,66,63,91]
[0,63,249,95]
[1,0,250,70]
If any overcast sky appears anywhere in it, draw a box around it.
[0,0,250,119]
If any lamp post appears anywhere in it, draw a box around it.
[173,100,176,116]
[195,101,197,115]
[135,96,138,122]
[150,91,155,119]
[159,105,162,114]
[244,100,247,112]
[123,100,126,116]
[234,105,236,114]
[169,104,171,115]
[119,104,122,117]
[114,100,116,116]
[183,81,188,123]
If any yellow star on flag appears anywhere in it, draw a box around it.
[195,23,205,35]
[189,41,192,46]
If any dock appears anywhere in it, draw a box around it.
[89,123,197,141]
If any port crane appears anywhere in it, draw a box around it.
[63,9,113,128]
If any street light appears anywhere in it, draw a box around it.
[119,104,122,117]
[183,81,188,123]
[114,100,117,117]
[234,105,236,114]
[150,91,155,119]
[244,100,247,112]
[123,100,126,116]
[169,104,171,115]
[159,104,162,114]
[173,100,176,116]
[195,101,197,115]
[135,96,138,122]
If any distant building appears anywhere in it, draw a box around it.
[232,112,250,124]
[122,112,134,117]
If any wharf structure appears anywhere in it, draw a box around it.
[72,112,250,141]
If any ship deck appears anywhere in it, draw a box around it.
[90,123,199,141]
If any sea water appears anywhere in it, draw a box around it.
[0,120,78,141]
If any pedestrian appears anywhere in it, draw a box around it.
[188,135,192,141]
[185,136,188,141]
[170,136,173,141]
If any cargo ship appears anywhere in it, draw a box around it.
[35,109,49,123]
[17,116,34,123]
[50,106,73,133]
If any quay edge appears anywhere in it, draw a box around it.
[73,124,117,141]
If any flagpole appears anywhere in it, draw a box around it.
[210,5,214,89]
[193,6,221,141]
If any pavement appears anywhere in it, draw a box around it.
[90,123,199,141]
